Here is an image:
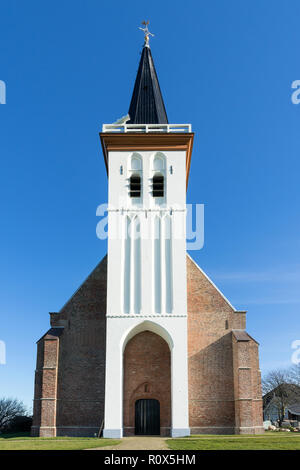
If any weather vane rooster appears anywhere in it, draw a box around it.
[139,20,154,47]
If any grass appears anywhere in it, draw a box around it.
[0,433,120,450]
[167,432,300,450]
[2,431,300,451]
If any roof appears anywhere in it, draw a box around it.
[232,330,259,344]
[288,404,300,416]
[128,45,168,124]
[263,384,300,403]
[37,327,64,343]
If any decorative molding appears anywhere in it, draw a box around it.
[107,314,187,318]
[100,132,194,189]
[102,123,192,133]
[107,208,186,212]
[31,426,56,429]
[56,426,100,429]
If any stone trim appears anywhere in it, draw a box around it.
[107,314,187,318]
[31,426,55,429]
[171,428,191,437]
[190,427,237,435]
[103,428,123,439]
[35,398,56,401]
[56,426,100,429]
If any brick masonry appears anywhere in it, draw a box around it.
[32,256,107,437]
[187,255,263,434]
[31,254,263,436]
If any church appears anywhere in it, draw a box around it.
[31,26,264,438]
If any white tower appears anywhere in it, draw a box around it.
[100,36,194,438]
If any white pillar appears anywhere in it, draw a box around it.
[103,319,123,439]
[171,324,190,437]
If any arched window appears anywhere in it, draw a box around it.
[152,174,164,198]
[130,174,141,198]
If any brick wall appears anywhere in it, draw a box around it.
[187,255,263,434]
[32,253,263,437]
[32,256,107,437]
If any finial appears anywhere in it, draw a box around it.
[139,20,154,47]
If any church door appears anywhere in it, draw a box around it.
[135,399,160,435]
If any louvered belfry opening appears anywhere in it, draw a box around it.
[130,174,141,198]
[152,174,164,197]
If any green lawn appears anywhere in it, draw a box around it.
[167,433,300,450]
[0,433,120,450]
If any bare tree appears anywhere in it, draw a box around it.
[289,364,300,386]
[262,369,300,427]
[0,398,26,431]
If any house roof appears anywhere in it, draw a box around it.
[263,384,300,404]
[288,404,300,416]
[128,45,168,124]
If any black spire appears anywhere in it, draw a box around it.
[128,45,168,124]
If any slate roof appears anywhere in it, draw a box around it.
[128,45,168,124]
[37,327,64,343]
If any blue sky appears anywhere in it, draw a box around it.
[0,0,300,411]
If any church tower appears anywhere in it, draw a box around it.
[31,25,263,439]
[100,30,194,438]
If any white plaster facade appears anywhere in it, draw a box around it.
[103,146,190,438]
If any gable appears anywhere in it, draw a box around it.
[50,255,107,325]
[187,254,235,314]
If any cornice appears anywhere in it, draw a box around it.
[100,132,194,190]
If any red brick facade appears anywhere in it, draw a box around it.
[32,254,263,437]
[32,256,107,437]
[187,255,263,434]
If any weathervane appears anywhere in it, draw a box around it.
[139,20,154,47]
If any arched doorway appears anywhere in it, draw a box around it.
[135,399,160,435]
[123,330,171,436]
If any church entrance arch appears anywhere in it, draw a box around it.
[123,330,171,436]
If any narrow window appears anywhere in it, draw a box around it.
[152,174,164,197]
[130,174,141,198]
